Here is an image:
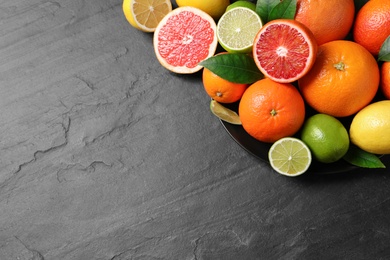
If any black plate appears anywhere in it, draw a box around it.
[220,101,360,174]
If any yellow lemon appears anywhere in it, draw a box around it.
[176,0,230,20]
[123,0,172,32]
[350,100,390,154]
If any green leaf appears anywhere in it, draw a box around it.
[268,0,297,21]
[256,0,280,24]
[343,145,386,169]
[199,53,263,84]
[378,35,390,62]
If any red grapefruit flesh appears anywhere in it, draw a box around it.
[252,19,318,83]
[153,7,218,74]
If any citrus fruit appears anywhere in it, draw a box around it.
[226,1,256,12]
[298,40,380,117]
[217,7,263,53]
[252,19,317,83]
[122,0,172,32]
[153,7,218,74]
[294,0,355,45]
[202,63,248,103]
[238,78,305,143]
[381,62,390,100]
[350,100,390,154]
[300,114,350,164]
[210,100,241,125]
[268,137,312,177]
[176,0,230,20]
[353,0,390,56]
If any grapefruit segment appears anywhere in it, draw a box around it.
[153,7,218,74]
[252,19,318,83]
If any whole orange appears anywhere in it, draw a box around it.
[202,67,248,103]
[294,0,355,45]
[381,62,390,100]
[238,78,305,143]
[353,0,390,56]
[298,40,380,117]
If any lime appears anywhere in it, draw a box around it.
[226,1,256,12]
[268,137,312,177]
[210,100,241,125]
[217,7,262,53]
[301,113,350,163]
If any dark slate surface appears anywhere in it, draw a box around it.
[1,0,390,259]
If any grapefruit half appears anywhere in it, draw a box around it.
[252,19,318,83]
[153,7,218,74]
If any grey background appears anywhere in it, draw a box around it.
[1,0,390,259]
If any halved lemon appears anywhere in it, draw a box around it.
[122,0,172,33]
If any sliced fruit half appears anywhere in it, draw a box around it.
[153,7,218,74]
[268,137,312,177]
[122,0,172,33]
[253,19,318,83]
[217,7,263,53]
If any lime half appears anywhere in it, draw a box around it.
[268,137,312,177]
[210,100,241,125]
[217,7,262,53]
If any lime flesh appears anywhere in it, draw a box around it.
[217,7,262,53]
[210,100,241,125]
[268,137,312,177]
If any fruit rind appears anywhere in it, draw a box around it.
[350,100,390,155]
[301,114,349,164]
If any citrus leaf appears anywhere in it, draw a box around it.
[199,53,263,84]
[343,145,386,169]
[210,100,241,125]
[268,0,297,21]
[256,0,280,24]
[378,35,390,62]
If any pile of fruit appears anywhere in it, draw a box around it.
[123,0,390,177]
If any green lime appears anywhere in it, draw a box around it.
[210,100,241,125]
[301,114,350,163]
[268,137,312,177]
[217,7,262,53]
[226,1,256,12]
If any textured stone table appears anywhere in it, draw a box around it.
[1,0,390,259]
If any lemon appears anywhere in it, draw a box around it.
[226,1,256,12]
[217,7,263,53]
[210,100,241,125]
[301,114,350,163]
[268,137,312,177]
[123,0,172,32]
[350,100,390,154]
[176,0,230,20]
